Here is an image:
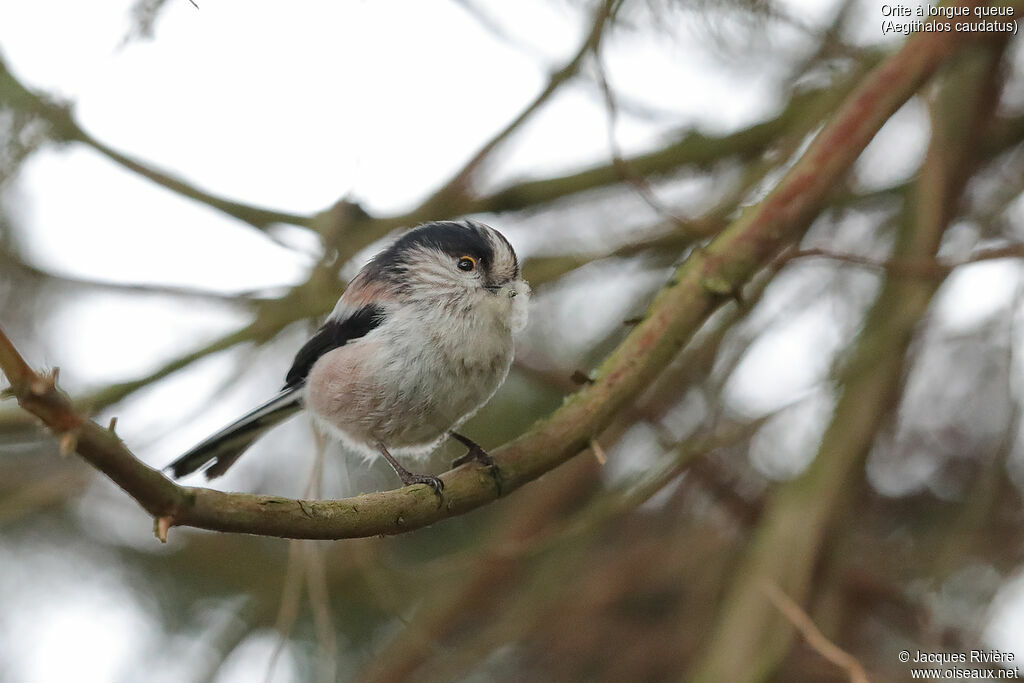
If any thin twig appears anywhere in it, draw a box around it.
[785,243,1024,276]
[267,432,333,682]
[304,430,337,683]
[593,48,690,228]
[2,249,271,304]
[423,0,621,207]
[760,580,870,683]
[266,540,305,683]
[450,0,548,61]
[305,544,337,683]
[81,132,309,231]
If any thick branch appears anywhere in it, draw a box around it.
[0,25,972,540]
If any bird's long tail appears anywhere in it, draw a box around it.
[166,389,303,479]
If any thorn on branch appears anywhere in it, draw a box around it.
[108,416,118,435]
[571,370,595,385]
[700,273,739,299]
[697,251,747,304]
[58,431,78,458]
[30,367,59,396]
[155,516,174,543]
[591,439,607,466]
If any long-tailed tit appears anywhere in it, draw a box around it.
[167,220,529,493]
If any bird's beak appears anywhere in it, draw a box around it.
[484,282,518,298]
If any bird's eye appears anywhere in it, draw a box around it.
[457,256,476,272]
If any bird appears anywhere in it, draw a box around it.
[165,220,529,494]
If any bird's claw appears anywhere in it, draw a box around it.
[403,473,445,499]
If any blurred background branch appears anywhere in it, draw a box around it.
[694,37,1011,682]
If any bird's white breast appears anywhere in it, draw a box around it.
[305,284,526,460]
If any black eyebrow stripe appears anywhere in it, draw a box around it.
[283,305,386,389]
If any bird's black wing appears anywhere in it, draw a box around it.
[166,304,386,480]
[284,304,386,389]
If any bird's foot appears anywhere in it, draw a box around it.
[398,471,445,497]
[378,442,444,504]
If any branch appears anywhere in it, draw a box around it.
[0,23,972,540]
[0,58,309,232]
[80,132,311,230]
[786,242,1024,276]
[593,46,690,228]
[420,0,621,209]
[0,248,268,304]
[312,0,625,254]
[0,44,855,259]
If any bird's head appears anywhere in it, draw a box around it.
[364,220,529,329]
